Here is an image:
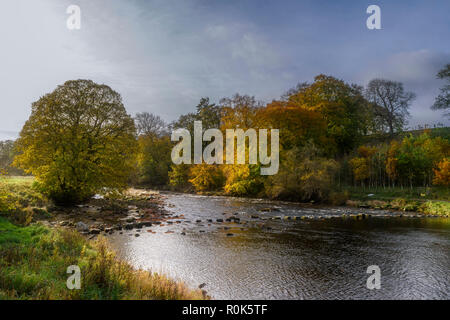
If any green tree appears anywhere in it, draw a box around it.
[137,135,172,186]
[14,80,137,204]
[286,75,370,155]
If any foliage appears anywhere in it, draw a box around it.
[136,135,172,186]
[168,164,191,190]
[433,158,450,186]
[265,143,338,202]
[223,164,263,196]
[188,164,224,192]
[419,201,450,216]
[386,133,449,187]
[0,177,48,220]
[285,75,370,155]
[13,80,137,205]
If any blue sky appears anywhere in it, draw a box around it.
[0,0,449,140]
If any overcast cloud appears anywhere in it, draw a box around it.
[0,0,449,140]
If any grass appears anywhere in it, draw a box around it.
[0,217,206,300]
[0,176,206,300]
[338,185,449,216]
[345,185,449,202]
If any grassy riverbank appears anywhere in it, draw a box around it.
[0,177,206,300]
[339,186,449,216]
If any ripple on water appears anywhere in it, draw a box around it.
[107,192,450,300]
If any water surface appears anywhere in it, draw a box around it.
[108,192,450,300]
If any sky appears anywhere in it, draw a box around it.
[0,0,449,140]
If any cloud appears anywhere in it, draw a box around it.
[0,0,449,140]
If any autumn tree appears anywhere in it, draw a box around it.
[386,133,449,187]
[189,163,224,192]
[286,75,370,155]
[365,79,416,137]
[431,64,450,119]
[433,158,450,186]
[258,99,329,151]
[265,143,338,202]
[14,80,137,204]
[220,94,262,130]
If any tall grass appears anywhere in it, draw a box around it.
[0,218,206,300]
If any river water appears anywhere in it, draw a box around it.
[108,192,450,300]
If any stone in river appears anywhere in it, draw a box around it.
[89,228,101,235]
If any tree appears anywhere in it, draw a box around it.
[14,80,137,204]
[431,64,450,119]
[220,94,262,130]
[188,163,224,192]
[286,75,370,155]
[365,79,416,137]
[135,112,168,137]
[433,158,450,186]
[137,135,172,186]
[259,98,329,152]
[0,140,23,175]
[265,143,338,202]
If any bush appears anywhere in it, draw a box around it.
[419,201,450,216]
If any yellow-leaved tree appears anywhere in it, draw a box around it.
[13,80,137,204]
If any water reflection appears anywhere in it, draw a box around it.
[108,192,450,300]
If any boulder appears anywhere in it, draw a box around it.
[76,222,89,232]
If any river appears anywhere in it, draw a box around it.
[108,192,450,300]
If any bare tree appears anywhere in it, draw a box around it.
[135,112,167,137]
[365,79,416,136]
[431,64,450,119]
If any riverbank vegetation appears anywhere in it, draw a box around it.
[0,216,205,300]
[0,72,449,299]
[130,74,449,211]
[1,74,449,211]
[0,177,206,300]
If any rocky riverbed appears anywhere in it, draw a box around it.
[43,188,446,240]
[42,189,186,238]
